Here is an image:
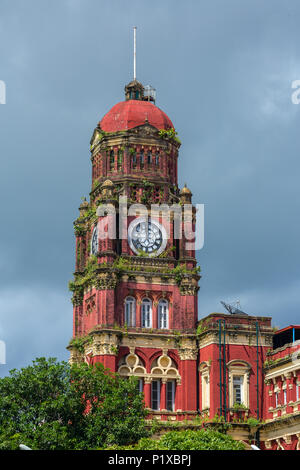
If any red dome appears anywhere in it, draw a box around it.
[99,100,174,132]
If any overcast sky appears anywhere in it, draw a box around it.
[0,0,300,376]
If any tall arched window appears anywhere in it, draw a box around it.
[117,149,123,171]
[141,298,152,328]
[147,151,152,164]
[158,299,169,329]
[110,149,115,171]
[155,151,159,166]
[131,150,137,169]
[125,297,136,327]
[140,150,144,168]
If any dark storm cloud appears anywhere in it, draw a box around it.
[0,0,299,375]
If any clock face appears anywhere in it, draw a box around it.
[91,225,98,255]
[128,217,167,257]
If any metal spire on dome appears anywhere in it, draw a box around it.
[133,26,137,81]
[124,27,156,103]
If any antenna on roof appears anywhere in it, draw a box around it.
[220,300,248,315]
[133,26,137,81]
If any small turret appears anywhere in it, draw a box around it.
[79,198,89,217]
[124,79,144,101]
[180,184,192,204]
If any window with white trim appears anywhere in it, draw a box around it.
[166,380,175,411]
[283,389,287,405]
[151,380,161,410]
[227,360,251,409]
[233,376,243,405]
[125,297,136,327]
[202,375,210,409]
[158,299,168,329]
[137,378,143,394]
[141,298,152,328]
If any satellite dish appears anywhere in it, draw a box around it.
[220,300,248,316]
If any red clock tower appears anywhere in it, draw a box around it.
[68,77,300,445]
[68,79,201,418]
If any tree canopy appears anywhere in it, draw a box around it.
[108,429,245,450]
[0,357,148,450]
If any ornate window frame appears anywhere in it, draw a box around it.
[227,359,251,408]
[158,299,169,329]
[199,361,211,411]
[124,296,136,327]
[141,297,152,328]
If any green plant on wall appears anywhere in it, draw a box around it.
[197,319,209,336]
[69,255,99,294]
[69,334,93,354]
[158,128,181,144]
[232,402,248,410]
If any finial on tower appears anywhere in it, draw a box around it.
[124,27,156,103]
[133,26,137,81]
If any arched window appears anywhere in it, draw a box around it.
[110,149,115,171]
[147,151,152,164]
[140,150,144,168]
[131,150,137,169]
[125,297,136,327]
[141,298,152,328]
[227,360,251,409]
[117,149,123,171]
[155,151,159,166]
[166,380,176,411]
[151,380,160,410]
[158,299,169,329]
[137,378,143,393]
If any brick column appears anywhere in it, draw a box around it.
[180,359,197,412]
[285,373,293,413]
[175,380,182,411]
[136,300,141,328]
[114,148,118,172]
[153,302,158,329]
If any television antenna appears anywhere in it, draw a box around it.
[220,300,248,315]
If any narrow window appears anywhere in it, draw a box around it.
[141,298,152,328]
[147,151,152,164]
[117,149,123,171]
[151,380,160,410]
[137,378,143,394]
[155,151,159,166]
[283,389,287,405]
[110,149,115,171]
[233,376,243,405]
[275,391,280,407]
[131,151,137,169]
[125,297,136,327]
[202,375,210,409]
[158,299,168,329]
[140,150,144,168]
[166,380,175,411]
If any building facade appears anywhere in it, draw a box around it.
[68,80,300,449]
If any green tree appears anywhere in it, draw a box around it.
[109,429,245,450]
[0,357,148,450]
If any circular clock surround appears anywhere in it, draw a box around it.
[128,217,167,257]
[91,224,99,255]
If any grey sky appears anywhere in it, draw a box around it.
[0,0,299,376]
